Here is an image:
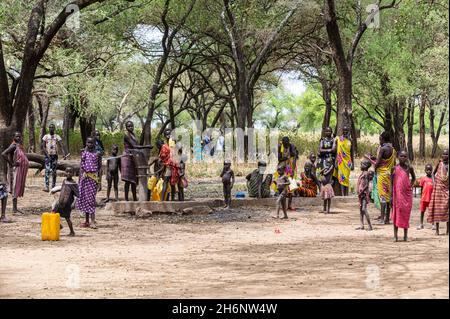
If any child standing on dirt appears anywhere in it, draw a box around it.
[356,160,373,231]
[416,164,434,230]
[0,181,9,223]
[105,145,121,203]
[319,157,335,214]
[275,165,290,219]
[220,160,235,209]
[177,147,187,201]
[51,167,78,236]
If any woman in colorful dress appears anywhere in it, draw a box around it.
[334,125,353,196]
[427,149,449,236]
[1,132,29,214]
[391,151,416,242]
[77,137,101,229]
[318,126,336,171]
[366,131,396,224]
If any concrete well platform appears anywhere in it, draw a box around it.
[107,196,359,215]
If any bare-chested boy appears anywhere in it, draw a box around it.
[105,145,120,202]
[275,165,290,219]
[220,160,235,209]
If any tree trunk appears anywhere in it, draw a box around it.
[321,80,333,130]
[392,98,406,152]
[27,98,36,152]
[36,94,50,151]
[429,104,447,158]
[62,95,78,155]
[419,93,426,158]
[407,99,414,161]
[79,115,96,147]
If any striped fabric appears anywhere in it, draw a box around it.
[297,172,317,197]
[427,162,449,223]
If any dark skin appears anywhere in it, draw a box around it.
[41,124,68,191]
[177,149,186,201]
[220,162,235,208]
[0,182,8,223]
[1,132,25,214]
[105,145,120,203]
[148,141,164,201]
[337,125,354,196]
[82,138,99,228]
[245,162,267,198]
[278,137,297,210]
[356,160,373,231]
[123,121,152,201]
[392,151,416,242]
[93,130,104,192]
[417,164,433,229]
[320,158,335,214]
[434,149,449,236]
[275,167,290,219]
[161,128,176,201]
[52,167,76,236]
[365,133,395,224]
[302,162,321,192]
[319,127,336,156]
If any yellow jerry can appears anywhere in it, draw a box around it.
[42,212,60,241]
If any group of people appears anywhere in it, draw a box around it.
[237,127,448,241]
[0,122,188,235]
[1,123,448,242]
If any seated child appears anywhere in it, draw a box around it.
[51,167,79,236]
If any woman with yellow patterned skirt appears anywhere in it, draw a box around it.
[333,125,354,196]
[366,131,396,224]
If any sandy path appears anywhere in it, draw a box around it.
[0,186,448,299]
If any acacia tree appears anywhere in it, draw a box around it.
[322,0,399,152]
[0,0,113,179]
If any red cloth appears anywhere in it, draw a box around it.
[391,165,413,229]
[419,176,434,203]
[10,143,29,198]
[159,144,179,186]
[419,200,430,213]
[427,162,449,223]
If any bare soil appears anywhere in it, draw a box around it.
[0,182,448,299]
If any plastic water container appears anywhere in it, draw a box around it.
[42,213,60,241]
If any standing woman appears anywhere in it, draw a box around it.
[391,151,416,242]
[427,149,449,235]
[317,126,336,171]
[334,125,354,196]
[77,137,101,229]
[121,121,152,201]
[1,132,29,214]
[93,130,105,192]
[365,131,396,224]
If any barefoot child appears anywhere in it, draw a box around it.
[356,160,373,231]
[51,167,78,236]
[220,160,235,208]
[275,165,290,219]
[105,145,121,202]
[391,151,416,242]
[320,157,335,214]
[0,182,9,223]
[177,147,188,201]
[427,149,449,236]
[416,164,434,230]
[76,137,101,229]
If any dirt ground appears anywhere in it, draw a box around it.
[0,180,448,299]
